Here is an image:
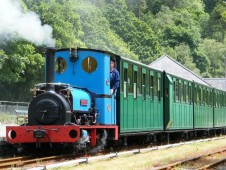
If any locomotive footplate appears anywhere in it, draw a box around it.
[6,125,80,143]
[6,125,118,146]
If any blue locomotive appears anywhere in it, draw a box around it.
[6,48,118,149]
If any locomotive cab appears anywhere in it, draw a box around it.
[53,48,119,125]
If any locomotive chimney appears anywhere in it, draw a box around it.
[45,48,56,91]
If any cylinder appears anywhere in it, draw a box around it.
[45,48,56,91]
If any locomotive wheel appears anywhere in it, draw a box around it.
[28,91,71,125]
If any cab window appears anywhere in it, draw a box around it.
[55,57,67,74]
[82,56,97,73]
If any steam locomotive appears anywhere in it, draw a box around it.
[6,48,118,151]
[6,47,226,153]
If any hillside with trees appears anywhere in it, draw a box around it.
[0,0,226,101]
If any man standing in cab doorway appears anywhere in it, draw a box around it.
[110,58,120,96]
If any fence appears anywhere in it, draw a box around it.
[0,101,29,115]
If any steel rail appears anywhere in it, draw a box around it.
[153,147,226,170]
[0,155,72,169]
[197,157,226,170]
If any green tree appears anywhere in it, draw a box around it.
[144,1,208,50]
[205,2,226,42]
[193,50,211,77]
[196,39,226,77]
[0,40,44,101]
[76,1,138,60]
[105,0,160,63]
[125,0,148,19]
[203,0,217,13]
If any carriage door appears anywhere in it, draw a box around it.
[120,61,128,130]
[164,73,173,130]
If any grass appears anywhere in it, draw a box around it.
[0,113,18,124]
[52,138,226,170]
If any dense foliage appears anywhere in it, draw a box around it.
[0,0,226,101]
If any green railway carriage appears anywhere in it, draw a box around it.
[193,83,213,129]
[164,73,193,131]
[214,89,226,128]
[115,53,226,141]
[119,57,164,134]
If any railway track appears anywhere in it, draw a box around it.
[1,136,226,169]
[154,147,226,169]
[0,154,79,169]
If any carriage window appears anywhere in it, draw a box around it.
[123,68,127,88]
[207,90,210,105]
[134,70,137,98]
[82,56,97,73]
[174,81,176,102]
[142,73,146,99]
[187,85,190,104]
[194,87,197,104]
[202,89,205,105]
[222,93,224,107]
[178,82,181,102]
[207,91,209,106]
[181,81,183,102]
[209,91,212,106]
[154,72,158,98]
[137,67,142,95]
[219,93,221,107]
[218,93,220,107]
[217,93,219,107]
[128,64,133,93]
[205,89,207,105]
[55,57,67,74]
[150,75,154,101]
[215,93,217,107]
[205,91,207,105]
[208,91,210,106]
[124,69,127,82]
[123,68,128,98]
[196,87,199,104]
[175,79,179,102]
[146,70,150,96]
[158,76,161,101]
[199,88,202,105]
[224,93,226,107]
[204,89,207,105]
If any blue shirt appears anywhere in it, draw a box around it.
[110,68,120,93]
